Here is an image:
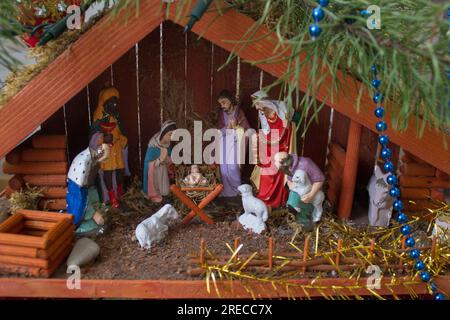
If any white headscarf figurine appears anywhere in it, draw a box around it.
[251,90,293,134]
[143,120,177,202]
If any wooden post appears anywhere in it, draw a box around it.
[337,120,362,219]
[234,238,240,263]
[302,236,310,273]
[200,238,205,266]
[335,239,343,267]
[268,237,273,269]
[431,236,437,259]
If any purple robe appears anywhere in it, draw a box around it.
[217,107,250,197]
[287,155,325,183]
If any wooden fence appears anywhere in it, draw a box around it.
[187,236,439,277]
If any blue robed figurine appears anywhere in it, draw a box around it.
[143,120,177,203]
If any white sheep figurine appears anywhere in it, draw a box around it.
[237,184,269,234]
[135,204,179,249]
[291,169,325,222]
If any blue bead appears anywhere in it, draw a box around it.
[375,107,384,118]
[378,135,389,145]
[360,9,369,16]
[430,282,438,292]
[393,199,404,211]
[420,271,431,282]
[309,24,322,38]
[381,148,392,160]
[318,0,329,6]
[383,161,395,173]
[376,121,387,132]
[372,79,381,88]
[373,92,384,104]
[386,174,397,185]
[415,260,425,270]
[312,7,325,22]
[410,249,420,259]
[435,293,445,300]
[370,64,377,73]
[401,225,411,236]
[389,187,400,197]
[396,213,408,223]
[405,237,415,247]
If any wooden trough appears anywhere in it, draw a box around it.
[0,209,74,278]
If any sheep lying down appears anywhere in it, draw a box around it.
[135,204,180,249]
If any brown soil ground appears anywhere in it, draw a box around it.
[50,197,298,280]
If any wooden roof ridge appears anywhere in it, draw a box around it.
[0,0,448,173]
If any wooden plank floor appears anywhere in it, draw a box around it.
[0,276,448,299]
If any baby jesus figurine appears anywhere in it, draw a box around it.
[183,165,208,187]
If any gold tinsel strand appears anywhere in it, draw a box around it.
[197,203,449,299]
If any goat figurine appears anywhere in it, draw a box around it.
[367,165,393,227]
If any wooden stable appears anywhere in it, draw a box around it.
[0,0,448,298]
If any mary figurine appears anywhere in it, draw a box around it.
[143,120,177,203]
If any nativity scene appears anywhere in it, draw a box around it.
[0,0,448,300]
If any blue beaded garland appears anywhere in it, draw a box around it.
[381,147,392,160]
[410,249,420,259]
[378,135,389,145]
[386,174,397,185]
[375,107,385,118]
[420,271,431,282]
[373,92,384,104]
[435,293,445,300]
[309,24,322,38]
[376,121,387,132]
[312,7,325,22]
[393,199,404,211]
[396,212,408,223]
[371,64,441,298]
[372,79,381,88]
[400,225,411,236]
[360,9,369,16]
[383,161,395,173]
[318,0,329,6]
[405,237,415,247]
[389,187,400,197]
[430,282,437,292]
[414,260,425,270]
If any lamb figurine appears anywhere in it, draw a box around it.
[135,204,179,249]
[237,184,269,234]
[291,169,325,222]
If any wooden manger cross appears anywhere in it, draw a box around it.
[170,184,224,225]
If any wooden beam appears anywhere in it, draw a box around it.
[0,0,164,161]
[0,276,447,299]
[169,2,450,174]
[338,120,362,219]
